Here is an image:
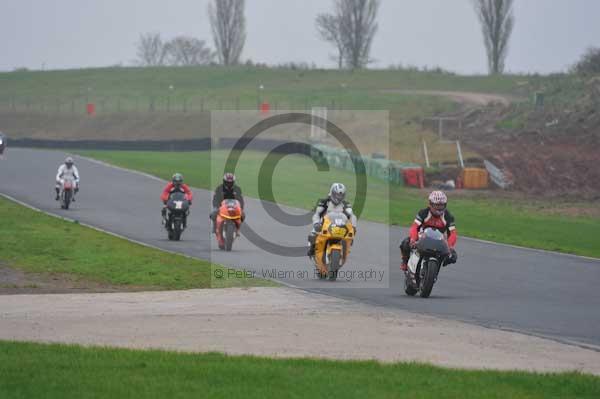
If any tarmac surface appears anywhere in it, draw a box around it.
[1,148,599,348]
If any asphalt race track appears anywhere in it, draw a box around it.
[2,148,600,348]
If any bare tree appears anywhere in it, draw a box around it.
[135,32,168,66]
[165,36,215,66]
[339,0,380,69]
[316,0,379,70]
[315,14,345,69]
[208,0,246,65]
[473,0,515,74]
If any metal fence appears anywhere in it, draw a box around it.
[0,95,349,115]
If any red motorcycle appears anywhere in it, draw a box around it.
[215,199,242,251]
[59,177,76,210]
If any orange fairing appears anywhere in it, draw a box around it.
[218,200,242,220]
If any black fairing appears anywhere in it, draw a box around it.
[416,230,450,258]
[166,192,190,214]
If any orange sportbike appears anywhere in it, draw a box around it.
[313,211,355,281]
[215,199,243,251]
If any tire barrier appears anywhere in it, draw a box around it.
[310,143,422,187]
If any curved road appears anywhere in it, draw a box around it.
[1,148,600,348]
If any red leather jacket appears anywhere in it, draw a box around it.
[161,183,193,203]
[409,208,457,248]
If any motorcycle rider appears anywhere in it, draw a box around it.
[307,182,357,257]
[400,190,458,271]
[0,131,6,158]
[55,157,80,201]
[210,173,245,233]
[161,173,193,223]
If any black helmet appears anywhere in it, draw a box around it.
[223,173,236,189]
[172,173,184,187]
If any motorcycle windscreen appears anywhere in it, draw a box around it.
[418,228,449,256]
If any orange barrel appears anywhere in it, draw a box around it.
[461,168,489,189]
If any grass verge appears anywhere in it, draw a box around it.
[0,341,599,399]
[0,196,273,289]
[76,150,600,258]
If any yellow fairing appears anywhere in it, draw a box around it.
[314,214,355,276]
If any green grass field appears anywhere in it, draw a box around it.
[1,341,598,399]
[0,196,272,289]
[76,150,600,258]
[0,66,524,112]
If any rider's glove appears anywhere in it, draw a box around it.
[409,239,417,249]
[450,248,457,262]
[313,222,322,232]
[445,248,458,266]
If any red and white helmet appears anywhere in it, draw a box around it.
[428,190,447,216]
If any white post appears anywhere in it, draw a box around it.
[438,118,443,140]
[422,140,430,168]
[456,140,465,168]
[310,107,327,141]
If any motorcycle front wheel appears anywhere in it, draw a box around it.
[328,249,341,281]
[61,190,71,210]
[224,221,235,251]
[419,258,439,298]
[173,219,182,241]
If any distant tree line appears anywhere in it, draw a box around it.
[133,0,599,77]
[136,0,246,67]
[136,33,214,66]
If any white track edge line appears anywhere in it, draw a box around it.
[0,192,299,290]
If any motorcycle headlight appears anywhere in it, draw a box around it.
[0,138,3,145]
[329,225,347,237]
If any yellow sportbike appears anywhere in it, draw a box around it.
[313,211,355,281]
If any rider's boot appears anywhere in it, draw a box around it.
[55,187,60,201]
[210,210,217,233]
[400,256,409,271]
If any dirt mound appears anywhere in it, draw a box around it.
[470,132,600,198]
[454,78,600,198]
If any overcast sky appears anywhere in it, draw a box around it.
[1,0,599,74]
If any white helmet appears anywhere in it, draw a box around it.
[329,183,346,205]
[65,157,74,167]
[428,190,447,216]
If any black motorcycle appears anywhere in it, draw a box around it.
[404,228,450,298]
[163,191,190,241]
